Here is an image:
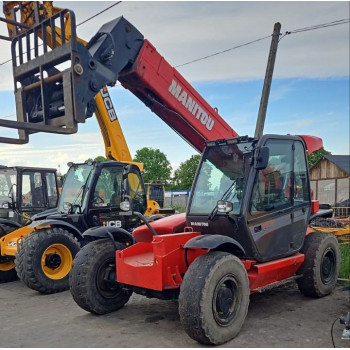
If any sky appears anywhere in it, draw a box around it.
[0,1,349,174]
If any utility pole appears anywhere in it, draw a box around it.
[254,22,281,139]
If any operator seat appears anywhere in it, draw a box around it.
[110,180,120,206]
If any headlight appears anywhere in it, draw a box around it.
[1,202,9,209]
[120,200,130,211]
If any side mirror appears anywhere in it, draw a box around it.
[217,200,233,214]
[63,202,72,212]
[254,146,269,170]
[1,201,13,209]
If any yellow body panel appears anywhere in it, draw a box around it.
[0,225,33,256]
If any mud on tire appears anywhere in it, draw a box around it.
[179,251,250,345]
[15,227,80,294]
[297,232,340,297]
[69,239,132,315]
[0,224,18,283]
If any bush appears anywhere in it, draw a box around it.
[339,244,350,280]
[171,204,186,213]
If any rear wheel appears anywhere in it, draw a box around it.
[297,232,340,297]
[15,227,80,293]
[179,251,250,345]
[69,239,132,315]
[0,224,17,283]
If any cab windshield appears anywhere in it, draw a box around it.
[0,168,17,202]
[58,164,94,213]
[189,141,253,215]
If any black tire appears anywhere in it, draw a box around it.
[69,239,132,315]
[0,224,16,235]
[179,251,250,345]
[15,227,80,294]
[0,224,18,283]
[297,232,340,297]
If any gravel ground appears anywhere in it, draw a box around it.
[0,279,349,348]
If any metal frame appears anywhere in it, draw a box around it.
[0,9,81,144]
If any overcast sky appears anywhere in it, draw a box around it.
[0,1,349,174]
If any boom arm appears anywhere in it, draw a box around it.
[0,8,238,154]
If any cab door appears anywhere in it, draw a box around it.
[291,140,311,249]
[87,165,124,228]
[19,170,46,223]
[247,138,294,261]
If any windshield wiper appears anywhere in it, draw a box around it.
[70,168,93,209]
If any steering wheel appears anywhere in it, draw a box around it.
[94,195,105,204]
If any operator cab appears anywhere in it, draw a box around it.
[0,166,58,226]
[41,161,147,232]
[187,135,311,262]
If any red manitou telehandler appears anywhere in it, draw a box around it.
[0,4,339,344]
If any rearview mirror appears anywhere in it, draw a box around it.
[217,200,233,214]
[254,146,269,170]
[1,201,12,209]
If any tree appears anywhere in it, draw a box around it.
[307,148,331,169]
[172,154,201,190]
[85,156,108,163]
[133,147,172,184]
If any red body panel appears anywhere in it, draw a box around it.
[117,232,203,291]
[119,40,238,153]
[298,135,323,155]
[311,200,320,214]
[117,232,305,293]
[133,213,187,242]
[247,253,304,292]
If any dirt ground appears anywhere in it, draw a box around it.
[0,279,349,348]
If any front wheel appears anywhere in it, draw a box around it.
[69,239,132,315]
[179,252,250,345]
[15,227,80,293]
[297,232,340,297]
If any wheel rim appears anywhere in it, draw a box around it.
[321,247,336,284]
[213,274,239,327]
[96,258,124,299]
[41,244,73,280]
[0,261,15,271]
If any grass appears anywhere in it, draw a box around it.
[339,244,350,280]
[171,204,186,213]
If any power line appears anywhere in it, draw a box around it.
[175,18,349,68]
[77,1,122,27]
[175,35,272,68]
[289,18,349,34]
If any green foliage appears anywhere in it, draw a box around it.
[339,244,350,279]
[85,156,108,163]
[172,154,201,190]
[171,204,186,213]
[307,148,331,169]
[133,147,172,184]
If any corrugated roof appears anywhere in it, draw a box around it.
[324,155,350,175]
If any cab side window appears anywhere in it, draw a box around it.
[251,140,293,213]
[293,141,310,206]
[125,172,146,212]
[46,172,58,208]
[22,171,45,208]
[93,168,122,207]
